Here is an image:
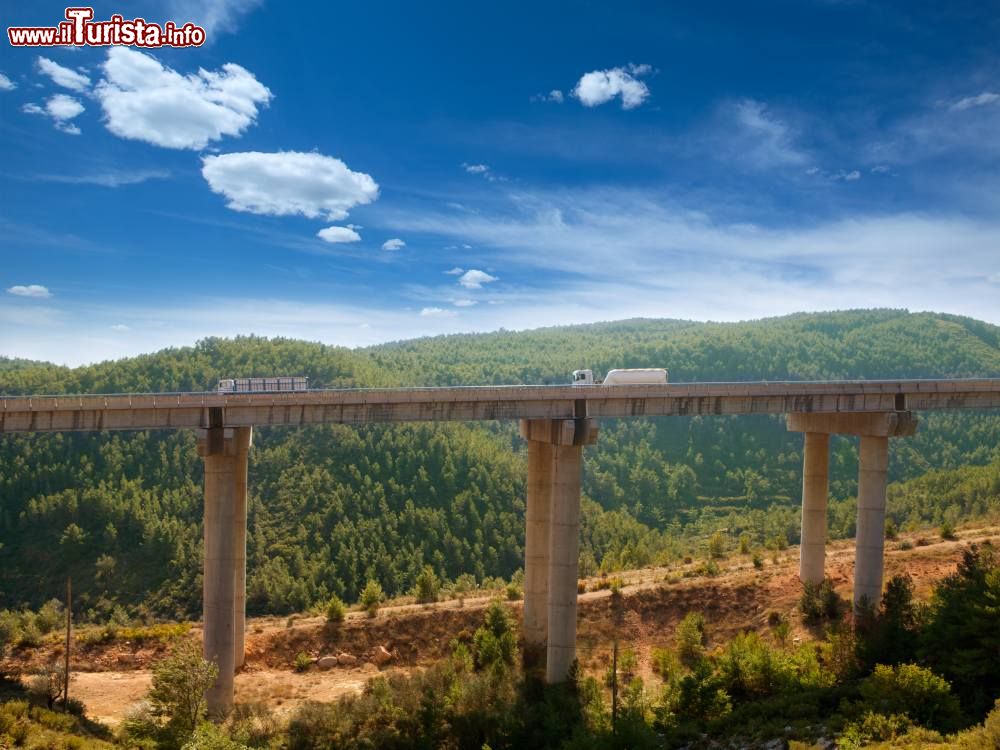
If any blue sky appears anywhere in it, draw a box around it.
[1,0,999,365]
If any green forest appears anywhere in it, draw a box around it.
[1,309,999,619]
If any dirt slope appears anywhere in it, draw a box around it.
[3,526,996,726]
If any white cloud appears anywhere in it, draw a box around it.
[0,73,16,91]
[834,169,861,181]
[202,151,379,220]
[458,269,498,289]
[725,98,807,168]
[463,163,490,174]
[95,47,271,149]
[531,89,564,103]
[23,94,85,134]
[7,284,51,298]
[950,91,1000,111]
[445,267,464,275]
[381,238,405,251]
[453,299,477,307]
[871,165,891,174]
[317,226,362,244]
[32,169,170,187]
[166,0,263,37]
[382,186,1000,330]
[36,57,90,92]
[572,66,650,109]
[110,324,130,331]
[419,307,456,318]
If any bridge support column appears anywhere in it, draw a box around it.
[522,439,553,668]
[799,432,830,585]
[520,417,598,684]
[787,412,917,615]
[198,426,252,719]
[855,435,888,613]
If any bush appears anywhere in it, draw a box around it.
[940,521,957,541]
[324,596,345,624]
[800,578,844,624]
[294,652,311,673]
[884,518,898,540]
[839,711,912,749]
[752,551,764,569]
[359,580,384,618]
[675,612,706,669]
[472,600,517,670]
[738,533,751,555]
[859,663,962,731]
[413,566,440,604]
[707,532,727,560]
[181,722,249,750]
[147,639,219,741]
[505,581,522,601]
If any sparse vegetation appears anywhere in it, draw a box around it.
[324,595,345,624]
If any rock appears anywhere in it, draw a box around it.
[316,656,338,669]
[337,652,358,666]
[362,662,378,673]
[373,645,393,666]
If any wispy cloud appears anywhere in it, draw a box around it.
[7,284,52,298]
[950,91,1000,112]
[28,169,171,187]
[381,238,405,251]
[165,0,264,38]
[23,94,85,134]
[36,57,90,92]
[0,72,17,91]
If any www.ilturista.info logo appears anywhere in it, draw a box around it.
[8,7,206,48]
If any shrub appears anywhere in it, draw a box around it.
[35,599,64,635]
[884,518,898,540]
[359,580,384,618]
[752,551,764,569]
[324,596,345,624]
[700,560,721,577]
[505,580,522,601]
[413,566,440,604]
[800,578,844,624]
[839,711,912,749]
[675,612,706,669]
[707,531,727,560]
[472,600,517,670]
[677,660,731,723]
[651,647,681,682]
[28,664,66,709]
[147,639,219,740]
[859,663,962,731]
[738,533,752,555]
[940,521,957,541]
[899,539,914,551]
[181,722,249,750]
[294,652,311,673]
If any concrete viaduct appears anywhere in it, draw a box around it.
[3,378,1000,715]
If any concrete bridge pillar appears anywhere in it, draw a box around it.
[855,434,889,612]
[799,432,830,585]
[523,438,553,665]
[787,412,916,613]
[520,417,598,683]
[197,426,252,718]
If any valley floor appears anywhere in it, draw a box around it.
[4,524,998,727]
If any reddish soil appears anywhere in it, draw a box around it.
[3,525,996,726]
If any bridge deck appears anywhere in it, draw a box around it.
[1,379,999,432]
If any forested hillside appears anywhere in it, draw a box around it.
[1,310,999,620]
